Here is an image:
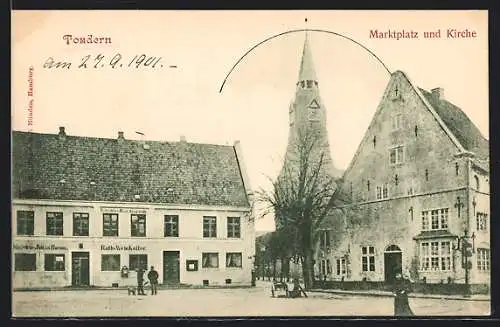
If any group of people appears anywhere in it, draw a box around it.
[136,266,159,296]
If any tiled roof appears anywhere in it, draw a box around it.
[12,130,250,207]
[419,88,489,161]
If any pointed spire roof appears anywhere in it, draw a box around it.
[298,32,317,82]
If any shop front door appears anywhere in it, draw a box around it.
[163,251,180,285]
[72,252,90,286]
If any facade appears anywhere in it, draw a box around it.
[12,128,255,289]
[316,71,490,290]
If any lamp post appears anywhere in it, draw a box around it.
[453,230,476,296]
[260,245,266,282]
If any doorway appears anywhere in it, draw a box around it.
[163,251,180,285]
[384,245,402,284]
[71,252,90,286]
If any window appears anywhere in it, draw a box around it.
[320,259,332,276]
[46,212,63,236]
[476,212,488,231]
[103,213,119,236]
[421,211,429,230]
[391,114,403,130]
[164,215,179,237]
[17,210,34,235]
[203,216,217,238]
[319,230,331,249]
[226,253,242,268]
[44,254,65,271]
[389,146,404,165]
[376,185,388,200]
[420,241,451,271]
[422,209,448,230]
[15,253,36,271]
[477,248,490,271]
[336,258,346,276]
[131,214,146,237]
[202,252,219,268]
[129,254,147,271]
[101,254,121,271]
[361,246,375,272]
[73,213,89,236]
[474,175,480,190]
[227,217,241,238]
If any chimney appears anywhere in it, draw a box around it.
[117,131,124,142]
[180,135,186,142]
[58,126,66,140]
[431,87,444,101]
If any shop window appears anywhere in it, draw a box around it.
[476,212,488,231]
[203,216,217,238]
[101,254,121,271]
[15,253,36,271]
[477,248,490,271]
[129,254,148,271]
[361,246,375,272]
[226,253,242,268]
[164,215,179,237]
[44,254,65,271]
[227,217,241,238]
[103,213,119,236]
[46,212,63,236]
[17,210,34,236]
[73,213,89,236]
[202,252,219,268]
[420,241,451,271]
[131,214,146,237]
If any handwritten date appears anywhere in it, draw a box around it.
[43,54,164,70]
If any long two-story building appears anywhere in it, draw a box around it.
[12,128,255,289]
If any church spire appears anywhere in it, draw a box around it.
[297,22,318,85]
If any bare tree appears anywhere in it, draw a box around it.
[258,127,350,290]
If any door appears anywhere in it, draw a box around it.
[163,251,180,285]
[384,252,402,284]
[72,252,90,286]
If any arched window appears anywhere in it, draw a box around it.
[474,175,480,190]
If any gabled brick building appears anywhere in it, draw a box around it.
[316,71,490,291]
[12,128,255,289]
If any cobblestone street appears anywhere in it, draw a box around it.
[12,282,490,317]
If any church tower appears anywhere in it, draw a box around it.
[278,32,341,184]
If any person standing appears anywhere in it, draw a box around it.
[147,266,159,295]
[136,268,146,295]
[393,273,414,316]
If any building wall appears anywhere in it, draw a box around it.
[315,72,490,286]
[12,200,255,289]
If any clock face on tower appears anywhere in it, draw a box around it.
[308,98,321,121]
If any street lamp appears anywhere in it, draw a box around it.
[452,230,476,296]
[260,245,266,281]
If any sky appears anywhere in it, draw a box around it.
[12,10,488,231]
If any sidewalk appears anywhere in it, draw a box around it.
[13,284,255,292]
[309,288,491,302]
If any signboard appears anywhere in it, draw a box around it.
[13,243,67,250]
[100,207,147,214]
[100,245,146,251]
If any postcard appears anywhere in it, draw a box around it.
[11,10,489,317]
